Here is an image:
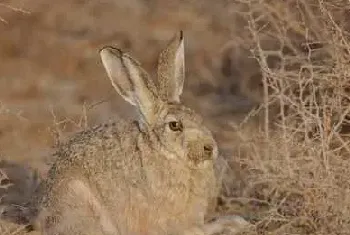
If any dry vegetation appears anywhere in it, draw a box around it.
[1,0,350,234]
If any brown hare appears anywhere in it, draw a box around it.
[1,31,249,235]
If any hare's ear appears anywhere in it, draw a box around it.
[157,31,185,102]
[100,47,158,124]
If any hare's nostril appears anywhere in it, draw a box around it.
[204,144,213,154]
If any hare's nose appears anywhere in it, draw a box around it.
[203,144,213,156]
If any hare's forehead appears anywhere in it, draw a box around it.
[160,104,203,123]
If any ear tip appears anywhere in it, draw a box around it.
[179,30,184,40]
[99,46,123,57]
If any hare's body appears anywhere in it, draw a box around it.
[31,32,249,235]
[33,32,221,235]
[39,114,217,235]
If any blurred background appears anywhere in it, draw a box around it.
[0,0,259,170]
[2,1,350,234]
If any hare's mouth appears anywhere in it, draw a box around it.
[188,152,213,167]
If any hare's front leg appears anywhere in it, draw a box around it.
[182,215,250,235]
[39,179,119,235]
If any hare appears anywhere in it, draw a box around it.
[0,31,249,235]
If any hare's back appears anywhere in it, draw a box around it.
[48,120,140,181]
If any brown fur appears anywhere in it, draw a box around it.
[33,32,248,235]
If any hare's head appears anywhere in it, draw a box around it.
[100,31,218,167]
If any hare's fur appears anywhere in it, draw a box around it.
[32,32,250,235]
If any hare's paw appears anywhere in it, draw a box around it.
[182,215,250,235]
[205,215,250,234]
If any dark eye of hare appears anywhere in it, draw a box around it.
[168,121,183,132]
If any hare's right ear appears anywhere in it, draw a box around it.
[100,47,158,124]
[157,31,185,103]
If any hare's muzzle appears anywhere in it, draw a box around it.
[187,142,215,166]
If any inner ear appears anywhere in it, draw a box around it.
[100,46,159,125]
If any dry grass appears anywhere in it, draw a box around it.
[217,1,350,234]
[1,0,350,234]
[0,2,29,24]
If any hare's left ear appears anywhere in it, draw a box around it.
[100,47,158,125]
[157,31,185,103]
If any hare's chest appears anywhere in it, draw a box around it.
[142,164,198,214]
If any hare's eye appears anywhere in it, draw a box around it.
[168,121,183,132]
